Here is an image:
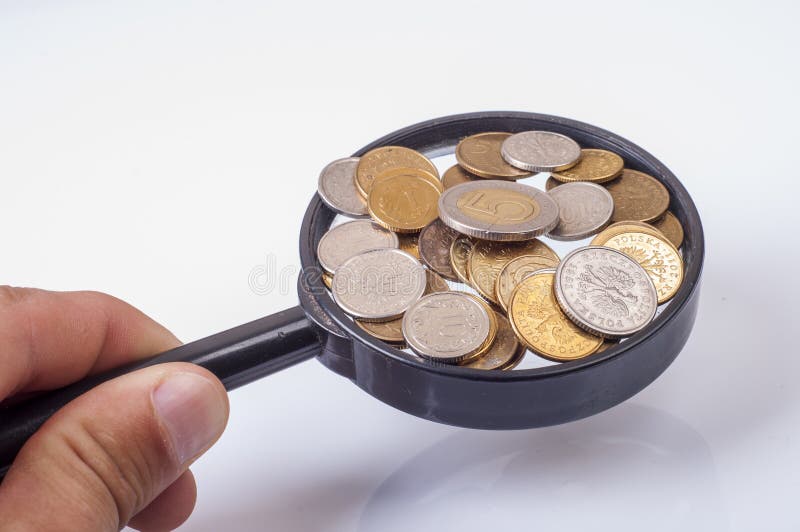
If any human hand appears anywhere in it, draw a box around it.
[0,287,229,531]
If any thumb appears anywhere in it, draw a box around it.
[0,363,229,531]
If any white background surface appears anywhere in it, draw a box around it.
[1,1,798,530]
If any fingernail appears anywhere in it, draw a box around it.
[153,373,228,465]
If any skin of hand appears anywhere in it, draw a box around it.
[0,287,230,531]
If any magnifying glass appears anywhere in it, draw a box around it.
[0,111,704,477]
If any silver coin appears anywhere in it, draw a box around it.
[501,131,582,172]
[317,157,369,218]
[554,246,657,339]
[332,248,426,322]
[402,292,492,363]
[317,220,399,274]
[438,180,559,241]
[546,182,614,241]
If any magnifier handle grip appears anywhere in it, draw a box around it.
[0,305,321,479]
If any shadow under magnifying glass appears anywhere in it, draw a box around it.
[359,402,727,532]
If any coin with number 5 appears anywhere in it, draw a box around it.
[438,180,559,241]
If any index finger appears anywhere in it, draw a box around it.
[0,286,180,400]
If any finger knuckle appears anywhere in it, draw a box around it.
[62,420,171,527]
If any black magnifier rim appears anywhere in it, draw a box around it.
[299,111,704,381]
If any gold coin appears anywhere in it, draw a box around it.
[356,317,405,343]
[590,220,665,246]
[455,132,533,179]
[355,146,438,198]
[551,148,624,184]
[442,164,480,189]
[397,233,420,259]
[356,270,449,344]
[461,311,525,370]
[605,169,670,223]
[418,219,461,281]
[545,177,561,191]
[449,235,474,285]
[375,166,443,192]
[424,269,451,294]
[468,239,558,305]
[600,231,684,304]
[464,295,499,362]
[508,271,602,361]
[322,272,333,289]
[367,171,441,233]
[495,254,560,312]
[650,211,684,248]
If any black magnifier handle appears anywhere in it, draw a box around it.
[0,305,321,479]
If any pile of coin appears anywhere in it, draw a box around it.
[315,129,685,370]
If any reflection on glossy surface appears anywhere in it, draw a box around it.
[360,403,725,531]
